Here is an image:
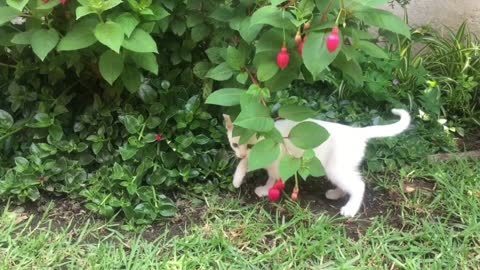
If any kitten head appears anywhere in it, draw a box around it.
[223,114,252,159]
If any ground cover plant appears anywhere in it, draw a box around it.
[0,0,427,222]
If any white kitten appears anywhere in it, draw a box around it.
[224,109,411,218]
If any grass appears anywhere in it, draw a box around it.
[1,159,479,269]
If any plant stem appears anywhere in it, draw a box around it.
[138,123,146,141]
[244,67,259,86]
[0,63,16,69]
[0,127,24,142]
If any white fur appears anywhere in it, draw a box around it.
[223,109,411,218]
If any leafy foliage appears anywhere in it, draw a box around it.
[0,0,439,224]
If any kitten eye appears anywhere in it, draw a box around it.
[232,143,239,148]
[247,144,254,149]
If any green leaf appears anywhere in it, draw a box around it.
[14,157,29,173]
[0,109,14,130]
[193,61,211,79]
[279,105,316,121]
[226,46,246,71]
[102,0,123,11]
[279,154,301,180]
[205,88,245,106]
[356,40,388,59]
[131,52,158,74]
[0,7,22,25]
[122,28,158,53]
[257,61,279,82]
[191,23,211,42]
[205,62,233,81]
[171,19,186,36]
[250,6,295,30]
[236,72,248,84]
[99,50,124,85]
[94,21,125,53]
[305,156,326,177]
[288,121,330,149]
[57,21,97,51]
[121,66,142,93]
[7,0,29,11]
[234,100,274,132]
[31,29,59,61]
[248,139,280,171]
[114,12,139,37]
[76,6,96,20]
[205,47,226,64]
[332,52,363,86]
[48,124,64,141]
[11,30,34,45]
[233,126,256,145]
[119,115,143,134]
[27,113,53,128]
[351,0,390,9]
[354,8,411,38]
[303,31,340,79]
[119,144,138,160]
[239,17,263,43]
[235,115,274,132]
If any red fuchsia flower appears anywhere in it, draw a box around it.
[291,185,299,202]
[60,0,68,4]
[268,188,281,202]
[155,134,163,142]
[298,41,304,57]
[326,27,340,53]
[291,192,298,201]
[295,32,302,45]
[273,179,285,191]
[276,46,290,70]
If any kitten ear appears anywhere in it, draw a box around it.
[223,114,233,130]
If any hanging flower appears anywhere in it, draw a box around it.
[326,27,340,53]
[276,46,290,70]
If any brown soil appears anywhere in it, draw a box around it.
[3,172,435,242]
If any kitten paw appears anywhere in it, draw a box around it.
[325,188,346,200]
[254,186,270,197]
[340,205,359,218]
[232,178,243,188]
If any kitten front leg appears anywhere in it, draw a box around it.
[254,163,279,197]
[233,157,248,188]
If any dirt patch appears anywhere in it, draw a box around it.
[234,172,405,241]
[2,171,413,242]
[456,128,480,151]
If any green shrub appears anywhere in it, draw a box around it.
[0,0,418,224]
[419,22,480,121]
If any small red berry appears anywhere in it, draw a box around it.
[155,134,163,142]
[273,179,285,190]
[276,47,290,70]
[291,192,298,201]
[268,188,281,202]
[295,32,302,44]
[326,27,340,53]
[39,177,45,183]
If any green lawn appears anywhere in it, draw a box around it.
[1,159,479,269]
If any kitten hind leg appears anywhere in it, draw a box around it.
[325,187,346,200]
[328,169,365,218]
